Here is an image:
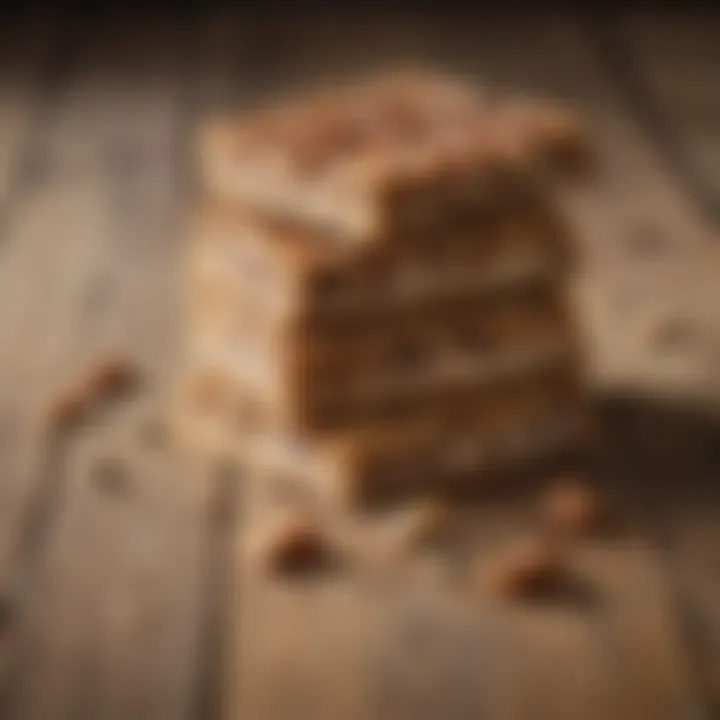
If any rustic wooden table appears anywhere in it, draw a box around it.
[0,13,719,720]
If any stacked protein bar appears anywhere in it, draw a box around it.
[180,71,594,507]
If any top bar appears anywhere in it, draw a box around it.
[199,70,590,242]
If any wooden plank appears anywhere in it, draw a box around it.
[421,17,716,254]
[0,20,111,596]
[231,474,690,720]
[222,18,699,720]
[0,20,210,720]
[0,18,61,214]
[617,16,720,208]
[603,401,720,716]
[190,16,720,407]
[590,16,720,711]
[429,20,720,712]
[665,498,720,713]
[0,17,67,585]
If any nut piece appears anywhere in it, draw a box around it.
[85,354,138,398]
[45,386,89,431]
[44,354,138,433]
[247,509,331,575]
[475,535,564,601]
[527,105,593,174]
[497,101,593,175]
[540,479,605,537]
[392,498,452,552]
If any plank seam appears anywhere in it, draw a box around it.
[190,464,242,720]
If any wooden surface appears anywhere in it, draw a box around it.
[0,13,719,720]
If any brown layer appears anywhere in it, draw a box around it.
[175,370,593,508]
[179,341,583,438]
[188,198,574,326]
[190,280,577,405]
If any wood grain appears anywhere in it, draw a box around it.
[0,20,105,599]
[231,469,691,720]
[605,18,720,710]
[0,18,62,214]
[618,15,720,213]
[0,20,209,720]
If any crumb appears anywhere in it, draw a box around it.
[474,535,564,601]
[44,354,139,433]
[540,478,605,537]
[45,386,89,432]
[85,354,138,398]
[531,106,593,173]
[247,509,332,575]
[496,102,592,176]
[393,498,452,552]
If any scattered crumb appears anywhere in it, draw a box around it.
[539,478,605,538]
[85,354,138,398]
[530,106,593,174]
[473,535,564,601]
[391,498,452,553]
[45,386,89,432]
[246,509,333,575]
[43,353,139,434]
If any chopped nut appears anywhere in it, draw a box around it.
[540,479,605,537]
[474,535,564,601]
[393,498,452,551]
[247,509,331,575]
[86,354,138,398]
[529,106,593,173]
[45,386,89,431]
[44,354,136,432]
[494,101,592,175]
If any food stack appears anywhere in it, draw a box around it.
[180,71,595,507]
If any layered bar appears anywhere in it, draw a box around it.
[187,194,575,322]
[186,200,579,433]
[182,70,594,507]
[175,362,593,507]
[199,71,590,242]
